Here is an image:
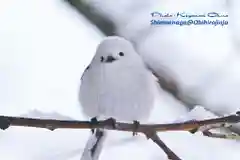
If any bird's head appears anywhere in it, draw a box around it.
[91,36,140,66]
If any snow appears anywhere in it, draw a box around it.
[1,0,240,159]
[0,0,101,159]
[0,0,103,118]
[85,0,240,131]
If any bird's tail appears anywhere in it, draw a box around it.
[80,128,106,160]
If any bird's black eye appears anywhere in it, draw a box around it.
[100,56,104,62]
[119,52,124,56]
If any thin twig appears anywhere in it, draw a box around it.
[202,130,240,140]
[144,130,182,160]
[193,121,240,140]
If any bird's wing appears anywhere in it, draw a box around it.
[81,65,91,80]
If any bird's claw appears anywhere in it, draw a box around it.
[0,117,10,130]
[187,119,199,134]
[104,117,117,129]
[133,120,140,136]
[90,117,98,134]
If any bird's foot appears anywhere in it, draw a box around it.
[187,119,199,134]
[132,120,140,136]
[0,117,10,130]
[90,117,98,134]
[104,117,117,129]
[236,111,240,116]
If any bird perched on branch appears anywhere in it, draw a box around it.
[79,36,156,160]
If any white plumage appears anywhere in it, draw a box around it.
[79,36,157,160]
[79,36,156,122]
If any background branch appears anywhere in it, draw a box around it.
[64,0,114,36]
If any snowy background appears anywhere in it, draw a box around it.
[0,0,240,159]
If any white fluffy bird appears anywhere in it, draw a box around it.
[79,36,156,122]
[79,36,156,160]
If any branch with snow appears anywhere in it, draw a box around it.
[1,113,240,160]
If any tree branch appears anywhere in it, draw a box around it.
[0,114,240,132]
[64,0,114,36]
[144,130,182,160]
[202,130,238,139]
[1,113,240,160]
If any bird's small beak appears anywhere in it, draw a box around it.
[105,55,117,63]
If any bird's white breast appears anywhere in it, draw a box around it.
[79,62,155,122]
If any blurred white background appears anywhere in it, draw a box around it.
[1,0,240,159]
